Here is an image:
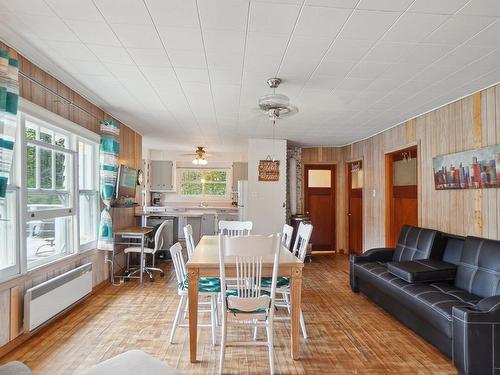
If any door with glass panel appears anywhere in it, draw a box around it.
[385,146,418,248]
[304,165,336,251]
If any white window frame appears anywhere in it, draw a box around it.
[18,100,100,273]
[177,167,232,200]
[0,186,20,280]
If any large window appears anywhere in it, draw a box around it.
[178,169,230,198]
[0,102,100,281]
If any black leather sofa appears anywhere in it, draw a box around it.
[350,225,500,375]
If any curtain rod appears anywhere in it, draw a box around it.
[18,70,104,122]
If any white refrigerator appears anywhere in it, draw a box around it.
[237,180,248,221]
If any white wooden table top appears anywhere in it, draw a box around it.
[187,235,303,269]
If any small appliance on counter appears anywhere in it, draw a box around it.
[151,192,162,206]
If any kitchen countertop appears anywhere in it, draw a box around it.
[135,210,217,218]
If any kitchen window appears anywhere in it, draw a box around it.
[178,169,230,198]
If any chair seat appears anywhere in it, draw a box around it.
[261,276,290,288]
[181,276,221,293]
[124,246,155,254]
[225,289,270,317]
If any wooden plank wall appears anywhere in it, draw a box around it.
[302,85,500,252]
[0,42,142,348]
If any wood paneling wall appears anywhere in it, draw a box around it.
[0,42,142,349]
[303,85,500,253]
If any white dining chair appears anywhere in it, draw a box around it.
[218,234,281,375]
[218,220,252,236]
[124,220,168,281]
[169,242,219,346]
[261,222,313,339]
[282,223,294,250]
[183,224,195,259]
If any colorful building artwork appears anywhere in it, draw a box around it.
[432,145,500,190]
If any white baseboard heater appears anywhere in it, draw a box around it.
[24,263,93,332]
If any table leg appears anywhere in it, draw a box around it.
[139,234,144,283]
[290,266,303,359]
[188,268,199,363]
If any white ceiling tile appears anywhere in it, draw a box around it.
[66,20,121,46]
[285,35,331,60]
[378,63,426,80]
[103,62,142,77]
[43,41,97,61]
[207,50,243,70]
[424,15,496,45]
[210,69,242,85]
[21,15,79,42]
[127,48,171,67]
[305,0,358,7]
[383,12,448,42]
[157,26,204,52]
[315,59,357,76]
[408,0,470,15]
[202,30,246,53]
[303,76,343,90]
[326,38,376,61]
[249,2,300,34]
[347,62,391,79]
[64,59,110,76]
[46,0,103,21]
[340,10,401,40]
[0,0,54,16]
[333,78,373,91]
[279,58,320,77]
[145,0,199,28]
[244,53,282,73]
[294,6,351,37]
[462,19,500,47]
[400,43,455,64]
[175,68,210,83]
[459,0,500,17]
[94,0,151,24]
[140,66,178,86]
[198,0,248,31]
[87,44,134,64]
[412,64,459,82]
[169,50,206,69]
[246,32,289,56]
[363,41,414,63]
[365,77,402,91]
[437,44,495,67]
[357,0,414,12]
[110,24,162,48]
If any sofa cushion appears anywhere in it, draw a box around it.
[454,237,500,298]
[392,225,441,262]
[0,362,32,375]
[84,350,181,375]
[387,259,456,283]
[354,261,480,337]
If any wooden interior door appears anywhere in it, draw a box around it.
[385,146,418,248]
[347,161,363,254]
[304,165,336,251]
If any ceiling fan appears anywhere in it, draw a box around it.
[182,146,210,165]
[258,78,298,122]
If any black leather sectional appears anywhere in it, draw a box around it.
[350,225,500,375]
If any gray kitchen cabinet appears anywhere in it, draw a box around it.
[232,162,248,192]
[201,213,216,235]
[186,217,201,243]
[150,160,175,191]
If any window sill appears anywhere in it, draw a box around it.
[0,248,101,291]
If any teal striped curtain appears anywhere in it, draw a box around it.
[0,50,19,200]
[97,119,120,251]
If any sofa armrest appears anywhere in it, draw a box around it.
[452,299,500,375]
[350,248,394,264]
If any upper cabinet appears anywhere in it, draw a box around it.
[150,160,175,192]
[232,162,248,191]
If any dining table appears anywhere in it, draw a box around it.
[186,235,305,363]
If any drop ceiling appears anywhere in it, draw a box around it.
[1,0,500,151]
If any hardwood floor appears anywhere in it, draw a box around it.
[0,255,456,374]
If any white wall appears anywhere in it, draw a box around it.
[247,139,287,235]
